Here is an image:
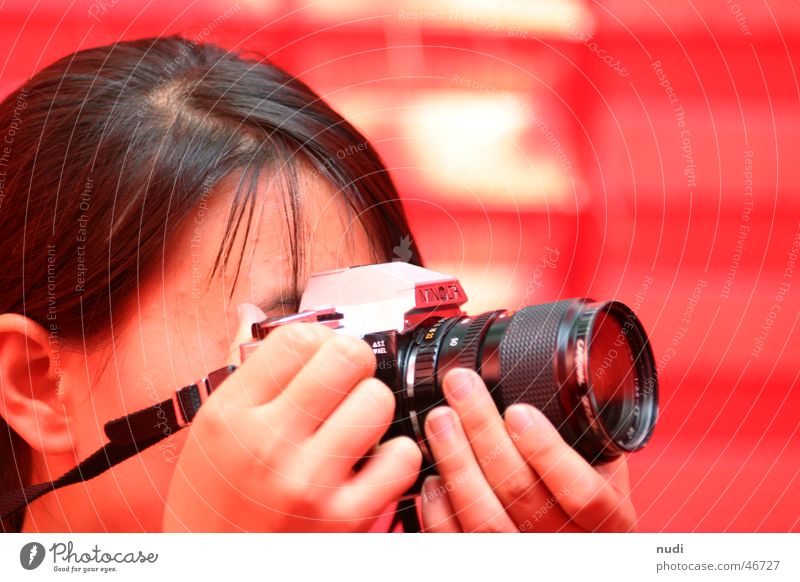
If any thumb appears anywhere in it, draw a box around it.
[224,303,267,367]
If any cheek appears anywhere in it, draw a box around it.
[63,346,194,530]
[124,253,238,394]
[67,322,228,462]
[121,298,233,398]
[68,269,240,458]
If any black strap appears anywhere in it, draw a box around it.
[0,365,236,522]
[0,435,165,525]
[1,362,423,533]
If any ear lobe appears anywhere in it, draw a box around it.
[0,313,73,455]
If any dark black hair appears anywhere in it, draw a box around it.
[0,36,420,532]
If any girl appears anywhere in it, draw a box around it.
[0,37,636,532]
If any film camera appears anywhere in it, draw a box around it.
[243,262,658,488]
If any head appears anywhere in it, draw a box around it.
[0,36,419,532]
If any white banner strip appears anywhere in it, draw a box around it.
[1,533,798,581]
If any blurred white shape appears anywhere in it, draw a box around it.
[305,0,594,37]
[403,92,569,207]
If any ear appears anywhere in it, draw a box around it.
[0,313,73,455]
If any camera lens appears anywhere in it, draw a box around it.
[589,314,637,442]
[400,299,658,465]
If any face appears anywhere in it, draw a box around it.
[24,168,375,532]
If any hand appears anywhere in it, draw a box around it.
[420,368,636,533]
[162,304,422,532]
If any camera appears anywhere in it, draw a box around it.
[241,262,658,490]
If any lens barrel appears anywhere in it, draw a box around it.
[403,299,658,465]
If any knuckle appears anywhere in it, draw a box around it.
[358,378,396,417]
[281,477,312,510]
[255,430,285,467]
[254,411,298,464]
[326,499,357,525]
[601,505,637,532]
[279,323,326,348]
[555,489,582,516]
[527,428,562,462]
[195,401,232,439]
[328,335,375,370]
[469,409,498,436]
[280,463,324,511]
[497,468,536,504]
[473,520,511,533]
[560,485,606,519]
[619,507,638,532]
[439,456,475,487]
[423,518,452,533]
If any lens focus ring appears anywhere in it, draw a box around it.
[458,311,497,369]
[497,301,577,432]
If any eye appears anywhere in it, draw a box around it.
[257,288,302,316]
[281,299,300,315]
[273,297,301,316]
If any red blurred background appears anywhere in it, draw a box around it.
[2,0,798,532]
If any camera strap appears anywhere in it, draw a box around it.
[0,363,423,533]
[0,364,237,525]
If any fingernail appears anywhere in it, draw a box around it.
[506,405,537,435]
[422,475,443,503]
[427,409,455,441]
[446,368,474,401]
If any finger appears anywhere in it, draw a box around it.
[505,404,634,532]
[269,334,376,436]
[214,320,335,408]
[424,407,517,532]
[340,436,422,522]
[441,368,572,529]
[595,456,631,493]
[420,476,462,533]
[308,378,396,475]
[223,303,267,368]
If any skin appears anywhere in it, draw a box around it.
[421,369,637,532]
[1,169,419,532]
[0,167,636,532]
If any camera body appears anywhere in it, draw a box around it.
[242,262,470,462]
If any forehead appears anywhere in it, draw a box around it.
[112,165,378,383]
[168,165,374,304]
